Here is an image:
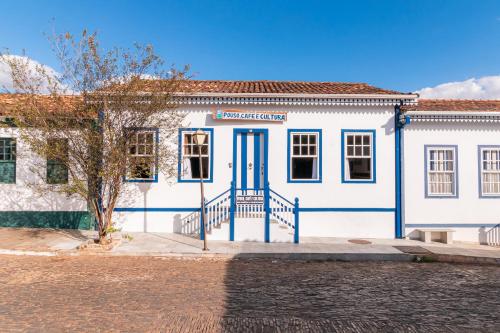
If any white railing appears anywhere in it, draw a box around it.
[234,188,265,219]
[269,189,297,232]
[179,184,300,243]
[178,210,201,237]
[486,224,500,246]
[205,189,231,233]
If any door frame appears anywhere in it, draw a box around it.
[232,128,269,191]
[231,128,270,241]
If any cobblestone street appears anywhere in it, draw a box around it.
[0,255,499,332]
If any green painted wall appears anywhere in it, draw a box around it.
[0,211,93,229]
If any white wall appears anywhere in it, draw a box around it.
[403,121,500,244]
[0,127,87,212]
[115,103,398,239]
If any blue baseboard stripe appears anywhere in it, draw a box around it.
[299,208,395,212]
[406,223,498,228]
[115,207,395,213]
[114,207,200,212]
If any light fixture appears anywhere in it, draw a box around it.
[193,129,206,146]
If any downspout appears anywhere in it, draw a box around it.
[394,101,408,239]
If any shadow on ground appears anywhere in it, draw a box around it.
[221,255,500,332]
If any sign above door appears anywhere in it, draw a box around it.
[212,108,287,122]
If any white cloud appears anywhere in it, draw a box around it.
[0,55,61,93]
[416,75,500,99]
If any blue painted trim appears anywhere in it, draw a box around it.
[199,206,205,240]
[114,206,395,213]
[114,207,200,212]
[254,133,261,189]
[341,129,376,184]
[123,127,160,183]
[299,207,395,212]
[229,181,235,241]
[124,127,160,183]
[230,130,238,241]
[231,128,270,241]
[294,197,299,244]
[177,128,214,183]
[395,105,403,238]
[240,133,248,190]
[478,145,500,198]
[424,145,459,198]
[264,181,270,242]
[406,223,498,228]
[263,131,270,242]
[287,129,322,183]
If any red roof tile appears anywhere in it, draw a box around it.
[403,99,500,112]
[138,79,407,96]
[0,94,84,115]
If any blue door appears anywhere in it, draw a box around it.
[231,129,270,241]
[233,129,268,192]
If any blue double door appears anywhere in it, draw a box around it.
[233,129,268,192]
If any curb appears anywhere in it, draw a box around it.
[1,248,498,265]
[0,248,415,262]
[419,254,500,266]
[71,251,419,262]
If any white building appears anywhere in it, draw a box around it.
[1,81,499,244]
[402,99,500,244]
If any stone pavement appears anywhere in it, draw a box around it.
[0,255,499,332]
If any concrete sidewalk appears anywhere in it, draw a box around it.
[0,227,499,264]
[109,232,500,264]
[0,227,96,254]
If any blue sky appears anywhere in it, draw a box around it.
[1,0,500,95]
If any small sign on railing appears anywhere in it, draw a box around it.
[236,195,264,204]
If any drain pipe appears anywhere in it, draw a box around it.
[395,101,410,239]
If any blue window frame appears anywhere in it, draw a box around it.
[341,129,376,184]
[178,128,214,183]
[478,145,500,198]
[287,129,322,183]
[125,128,159,183]
[424,145,458,198]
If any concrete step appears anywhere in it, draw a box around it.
[204,218,295,242]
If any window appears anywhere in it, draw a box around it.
[425,145,458,197]
[126,129,158,182]
[178,128,213,182]
[47,139,69,184]
[479,146,500,197]
[288,130,321,183]
[0,138,16,183]
[342,130,375,183]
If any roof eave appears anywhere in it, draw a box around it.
[405,110,500,116]
[174,92,419,99]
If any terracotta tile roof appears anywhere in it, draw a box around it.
[0,93,84,116]
[140,79,407,96]
[0,80,411,116]
[403,99,500,112]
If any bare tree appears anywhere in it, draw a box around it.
[1,30,188,243]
